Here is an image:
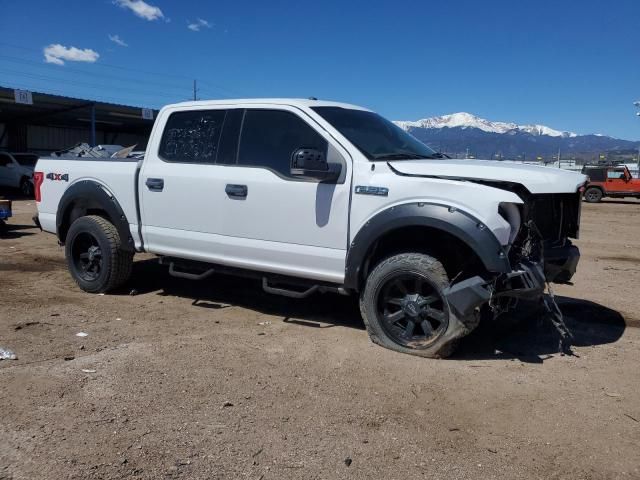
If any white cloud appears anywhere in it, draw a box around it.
[108,34,128,47]
[43,44,100,66]
[187,18,211,32]
[113,0,164,21]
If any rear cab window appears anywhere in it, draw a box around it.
[158,110,227,164]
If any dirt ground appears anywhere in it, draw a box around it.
[1,196,639,480]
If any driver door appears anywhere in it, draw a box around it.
[214,107,351,283]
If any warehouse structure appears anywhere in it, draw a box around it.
[0,86,157,154]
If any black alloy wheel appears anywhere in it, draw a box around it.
[376,272,448,348]
[71,231,103,281]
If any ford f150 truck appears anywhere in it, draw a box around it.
[34,99,586,357]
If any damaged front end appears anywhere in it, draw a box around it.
[442,190,582,352]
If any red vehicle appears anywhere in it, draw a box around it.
[581,165,640,202]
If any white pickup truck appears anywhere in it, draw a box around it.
[34,99,586,357]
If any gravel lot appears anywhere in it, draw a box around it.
[1,197,639,480]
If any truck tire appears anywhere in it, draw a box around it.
[584,187,603,203]
[360,253,477,358]
[65,215,133,293]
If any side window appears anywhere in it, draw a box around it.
[607,169,625,180]
[159,110,226,163]
[238,110,328,177]
[0,154,11,167]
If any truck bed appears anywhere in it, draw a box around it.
[35,157,142,248]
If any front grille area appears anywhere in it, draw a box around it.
[525,192,581,242]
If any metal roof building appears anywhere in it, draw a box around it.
[0,86,157,154]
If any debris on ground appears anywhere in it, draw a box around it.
[222,401,234,408]
[258,321,271,326]
[0,347,17,360]
[542,286,574,355]
[82,369,97,373]
[76,332,89,337]
[344,457,353,467]
[64,356,75,361]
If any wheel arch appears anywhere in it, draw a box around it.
[56,180,134,252]
[344,202,511,291]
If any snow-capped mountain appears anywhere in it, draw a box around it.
[393,112,639,159]
[394,112,577,138]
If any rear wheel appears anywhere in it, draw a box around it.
[584,187,603,203]
[359,253,476,358]
[65,215,133,293]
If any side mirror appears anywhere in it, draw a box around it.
[291,148,341,181]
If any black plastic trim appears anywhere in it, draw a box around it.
[344,202,511,290]
[56,180,135,252]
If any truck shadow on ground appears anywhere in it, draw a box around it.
[454,297,627,363]
[126,259,626,362]
[127,259,363,330]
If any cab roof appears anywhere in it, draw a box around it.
[165,98,370,111]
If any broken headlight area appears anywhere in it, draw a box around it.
[507,189,582,285]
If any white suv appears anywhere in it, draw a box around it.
[34,99,586,357]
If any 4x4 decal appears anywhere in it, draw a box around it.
[46,173,69,182]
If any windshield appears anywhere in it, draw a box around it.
[13,154,38,167]
[312,106,440,160]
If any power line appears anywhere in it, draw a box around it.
[0,42,243,96]
[0,68,185,101]
[0,54,192,94]
[2,77,194,107]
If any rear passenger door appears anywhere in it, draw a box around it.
[140,108,239,259]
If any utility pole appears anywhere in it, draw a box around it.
[193,80,198,101]
[635,101,640,172]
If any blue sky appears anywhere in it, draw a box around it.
[1,0,639,139]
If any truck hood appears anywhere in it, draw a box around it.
[388,159,586,194]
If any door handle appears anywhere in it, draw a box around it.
[225,184,248,198]
[146,178,164,191]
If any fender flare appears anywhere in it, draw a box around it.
[56,180,135,251]
[344,202,511,290]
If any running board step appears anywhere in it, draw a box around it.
[168,262,215,281]
[262,278,318,298]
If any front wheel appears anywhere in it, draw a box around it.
[360,253,477,358]
[584,187,603,203]
[65,215,133,293]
